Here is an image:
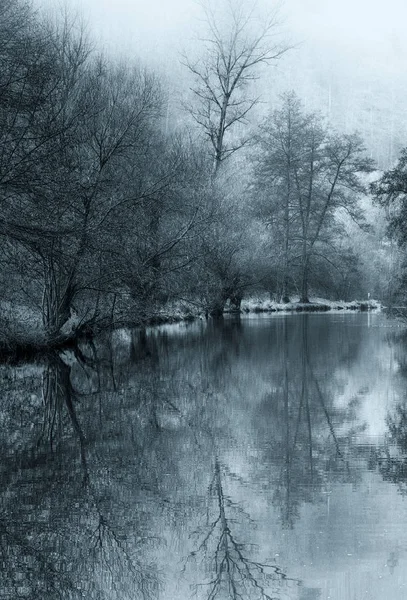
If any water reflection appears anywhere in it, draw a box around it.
[376,333,407,495]
[0,352,160,599]
[254,316,358,529]
[183,457,298,599]
[1,313,407,599]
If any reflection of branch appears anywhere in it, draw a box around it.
[301,323,314,482]
[303,317,343,458]
[185,459,297,599]
[37,357,90,484]
[308,366,343,459]
[89,513,159,600]
[64,375,90,485]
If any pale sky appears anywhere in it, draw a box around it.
[35,0,407,166]
[36,0,407,68]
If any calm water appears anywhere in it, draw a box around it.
[1,312,407,599]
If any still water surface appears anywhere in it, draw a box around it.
[1,312,407,599]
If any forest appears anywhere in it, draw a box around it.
[1,0,407,351]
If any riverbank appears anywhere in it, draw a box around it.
[0,297,381,362]
[234,296,381,314]
[107,297,382,325]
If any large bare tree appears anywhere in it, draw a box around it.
[184,0,290,174]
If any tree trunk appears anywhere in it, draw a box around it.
[209,289,228,317]
[282,148,291,304]
[209,301,225,317]
[43,259,75,340]
[281,278,290,304]
[300,261,310,303]
[300,242,310,303]
[229,292,242,312]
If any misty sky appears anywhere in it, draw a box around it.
[35,0,407,166]
[36,0,407,67]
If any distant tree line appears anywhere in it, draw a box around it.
[0,0,400,347]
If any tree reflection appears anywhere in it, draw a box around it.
[255,316,355,528]
[0,350,160,600]
[184,458,298,599]
[378,402,407,493]
[36,355,90,483]
[0,316,383,599]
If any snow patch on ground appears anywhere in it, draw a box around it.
[238,295,381,313]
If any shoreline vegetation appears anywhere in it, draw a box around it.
[1,0,403,367]
[0,297,381,363]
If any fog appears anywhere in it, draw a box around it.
[35,0,407,167]
[36,0,407,67]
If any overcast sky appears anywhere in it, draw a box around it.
[35,0,407,70]
[34,0,407,166]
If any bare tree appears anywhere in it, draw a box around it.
[37,56,164,338]
[254,93,374,303]
[184,0,290,174]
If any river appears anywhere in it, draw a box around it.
[1,312,407,599]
